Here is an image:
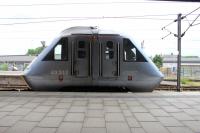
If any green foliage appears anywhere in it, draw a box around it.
[152,54,163,68]
[27,49,35,56]
[181,78,191,84]
[26,46,46,56]
[0,63,8,71]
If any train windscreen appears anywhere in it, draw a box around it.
[43,37,68,61]
[123,38,147,62]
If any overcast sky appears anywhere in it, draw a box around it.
[0,0,200,57]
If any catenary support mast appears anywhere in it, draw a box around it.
[177,13,182,92]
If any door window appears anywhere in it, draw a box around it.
[106,41,113,49]
[105,41,114,60]
[78,50,86,58]
[78,41,85,48]
[77,41,87,59]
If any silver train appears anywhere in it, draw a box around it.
[24,26,163,92]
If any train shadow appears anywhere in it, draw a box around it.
[59,86,129,93]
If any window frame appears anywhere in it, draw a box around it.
[123,38,137,62]
[123,38,147,62]
[43,37,68,61]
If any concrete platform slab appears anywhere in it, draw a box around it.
[64,113,85,122]
[83,117,105,127]
[0,91,200,133]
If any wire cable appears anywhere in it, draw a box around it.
[185,17,191,25]
[161,6,200,30]
[0,17,175,26]
[0,14,177,20]
[162,27,176,35]
[183,6,200,18]
[0,18,93,25]
[161,20,176,30]
[0,1,171,6]
[161,6,200,40]
[182,14,200,36]
[192,22,200,26]
[161,32,172,40]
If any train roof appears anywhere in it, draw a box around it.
[60,26,121,37]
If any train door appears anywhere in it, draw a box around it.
[99,36,120,78]
[72,36,91,77]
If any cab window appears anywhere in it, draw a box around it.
[123,38,146,62]
[54,44,62,60]
[123,39,136,61]
[44,37,68,61]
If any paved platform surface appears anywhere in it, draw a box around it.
[0,91,200,133]
[0,71,23,76]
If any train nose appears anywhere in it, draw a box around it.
[23,72,31,88]
[153,70,164,88]
[23,68,35,90]
[157,70,164,80]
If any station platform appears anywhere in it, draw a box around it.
[0,91,200,133]
[0,71,23,76]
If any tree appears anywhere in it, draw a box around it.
[153,54,163,69]
[27,49,35,55]
[26,43,46,56]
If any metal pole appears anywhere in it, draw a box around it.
[177,13,182,91]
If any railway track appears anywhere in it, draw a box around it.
[157,84,200,91]
[157,81,200,91]
[0,71,199,91]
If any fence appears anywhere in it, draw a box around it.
[160,66,200,80]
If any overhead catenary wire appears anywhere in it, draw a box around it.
[182,14,200,36]
[0,14,178,20]
[183,6,200,18]
[161,6,200,39]
[1,15,200,26]
[0,16,176,26]
[161,20,177,30]
[161,32,172,40]
[0,1,173,6]
[161,6,200,30]
[162,27,175,34]
[192,22,200,26]
[191,14,200,26]
[0,18,93,25]
[1,14,199,20]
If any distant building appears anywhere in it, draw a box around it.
[162,54,200,78]
[0,55,35,71]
